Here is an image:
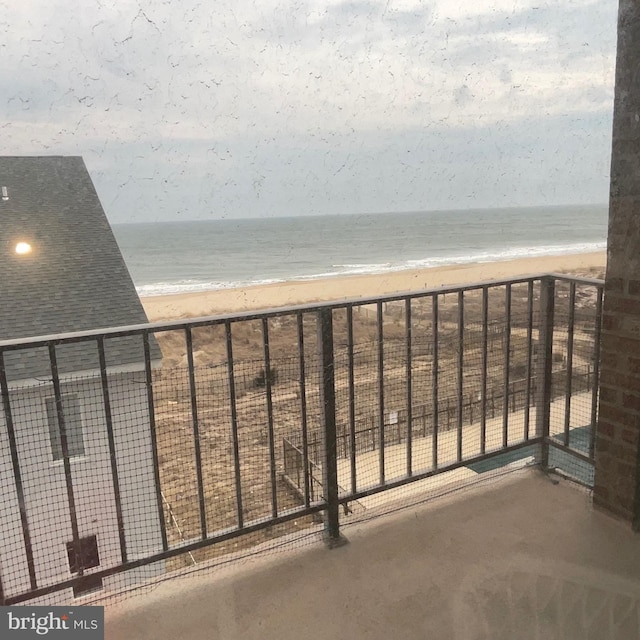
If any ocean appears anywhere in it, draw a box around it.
[112,204,608,297]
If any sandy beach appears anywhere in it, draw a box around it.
[142,251,606,321]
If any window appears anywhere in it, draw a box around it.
[45,394,85,461]
[67,535,103,597]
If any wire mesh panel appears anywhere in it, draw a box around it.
[0,274,603,605]
[152,317,324,569]
[0,340,167,603]
[546,276,603,485]
[334,280,553,517]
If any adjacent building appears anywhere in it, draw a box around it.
[0,156,164,603]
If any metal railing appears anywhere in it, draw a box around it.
[283,364,596,468]
[0,273,603,604]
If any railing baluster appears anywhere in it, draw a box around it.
[457,291,464,462]
[481,287,488,454]
[563,282,576,447]
[0,351,37,591]
[317,309,346,548]
[97,337,128,562]
[296,313,311,507]
[502,284,512,448]
[261,318,278,519]
[143,334,169,552]
[347,307,357,493]
[524,281,534,440]
[432,294,439,469]
[405,298,413,477]
[377,302,385,484]
[589,286,604,460]
[49,343,84,574]
[184,328,207,540]
[225,321,244,529]
[536,277,555,469]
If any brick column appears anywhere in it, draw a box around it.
[594,0,640,527]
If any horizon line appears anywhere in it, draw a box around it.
[111,202,609,226]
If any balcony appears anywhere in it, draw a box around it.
[4,272,637,636]
[105,471,640,640]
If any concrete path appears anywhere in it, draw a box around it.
[336,392,594,511]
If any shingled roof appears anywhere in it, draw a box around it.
[0,156,161,381]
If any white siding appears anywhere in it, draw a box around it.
[0,371,165,603]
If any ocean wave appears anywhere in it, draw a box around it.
[332,262,393,269]
[136,241,606,297]
[137,277,287,297]
[403,241,607,269]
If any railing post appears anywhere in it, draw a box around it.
[317,309,348,548]
[535,276,555,470]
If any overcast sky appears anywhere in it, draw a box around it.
[2,0,617,223]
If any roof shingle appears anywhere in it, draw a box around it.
[0,156,161,380]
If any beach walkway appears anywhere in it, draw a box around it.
[336,392,594,512]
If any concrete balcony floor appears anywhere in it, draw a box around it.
[105,470,640,640]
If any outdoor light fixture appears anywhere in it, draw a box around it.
[15,241,32,255]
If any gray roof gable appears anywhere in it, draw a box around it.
[0,156,161,380]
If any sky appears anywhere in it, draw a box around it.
[1,0,618,223]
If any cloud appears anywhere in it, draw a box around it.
[0,0,617,221]
[80,107,611,223]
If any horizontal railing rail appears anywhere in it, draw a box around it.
[0,273,577,351]
[0,273,603,604]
